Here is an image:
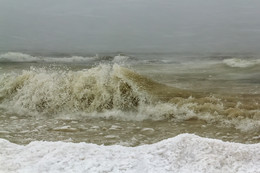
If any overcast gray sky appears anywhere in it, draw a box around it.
[1,0,260,54]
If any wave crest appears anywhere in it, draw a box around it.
[0,64,150,115]
[223,58,260,68]
[0,52,134,64]
[0,64,259,131]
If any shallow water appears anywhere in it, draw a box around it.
[1,115,259,146]
[0,53,259,145]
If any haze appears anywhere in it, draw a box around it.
[1,0,260,54]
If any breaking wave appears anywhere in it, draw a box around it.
[223,58,260,68]
[0,64,259,131]
[0,52,135,64]
[0,52,95,63]
[0,64,149,114]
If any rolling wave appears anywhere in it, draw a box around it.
[223,58,260,68]
[0,64,259,131]
[0,52,135,64]
[0,52,94,63]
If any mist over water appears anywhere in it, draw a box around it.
[1,0,260,54]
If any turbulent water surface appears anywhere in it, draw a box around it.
[0,52,260,146]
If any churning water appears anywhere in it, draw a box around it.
[0,52,259,146]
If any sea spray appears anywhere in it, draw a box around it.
[0,64,149,115]
[0,64,259,131]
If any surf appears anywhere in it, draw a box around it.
[0,64,259,132]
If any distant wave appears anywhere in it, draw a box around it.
[0,134,259,173]
[0,64,259,132]
[0,52,183,65]
[0,52,135,64]
[0,52,94,63]
[0,52,39,62]
[223,58,260,68]
[112,54,130,63]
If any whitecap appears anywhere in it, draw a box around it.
[223,58,260,68]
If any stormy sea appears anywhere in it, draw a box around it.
[0,52,259,172]
[1,0,260,172]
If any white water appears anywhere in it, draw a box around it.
[0,52,95,63]
[1,0,260,172]
[223,58,260,68]
[0,134,259,173]
[0,53,259,172]
[0,63,259,132]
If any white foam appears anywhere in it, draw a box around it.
[43,56,94,63]
[0,52,94,63]
[113,55,130,62]
[0,134,259,173]
[0,64,149,116]
[0,52,135,63]
[223,58,260,68]
[0,64,260,132]
[0,52,39,62]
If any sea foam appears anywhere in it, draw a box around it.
[0,52,133,64]
[0,134,259,173]
[223,58,260,68]
[0,52,95,63]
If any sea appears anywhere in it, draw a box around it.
[0,52,260,172]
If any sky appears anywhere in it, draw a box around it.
[1,0,260,54]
